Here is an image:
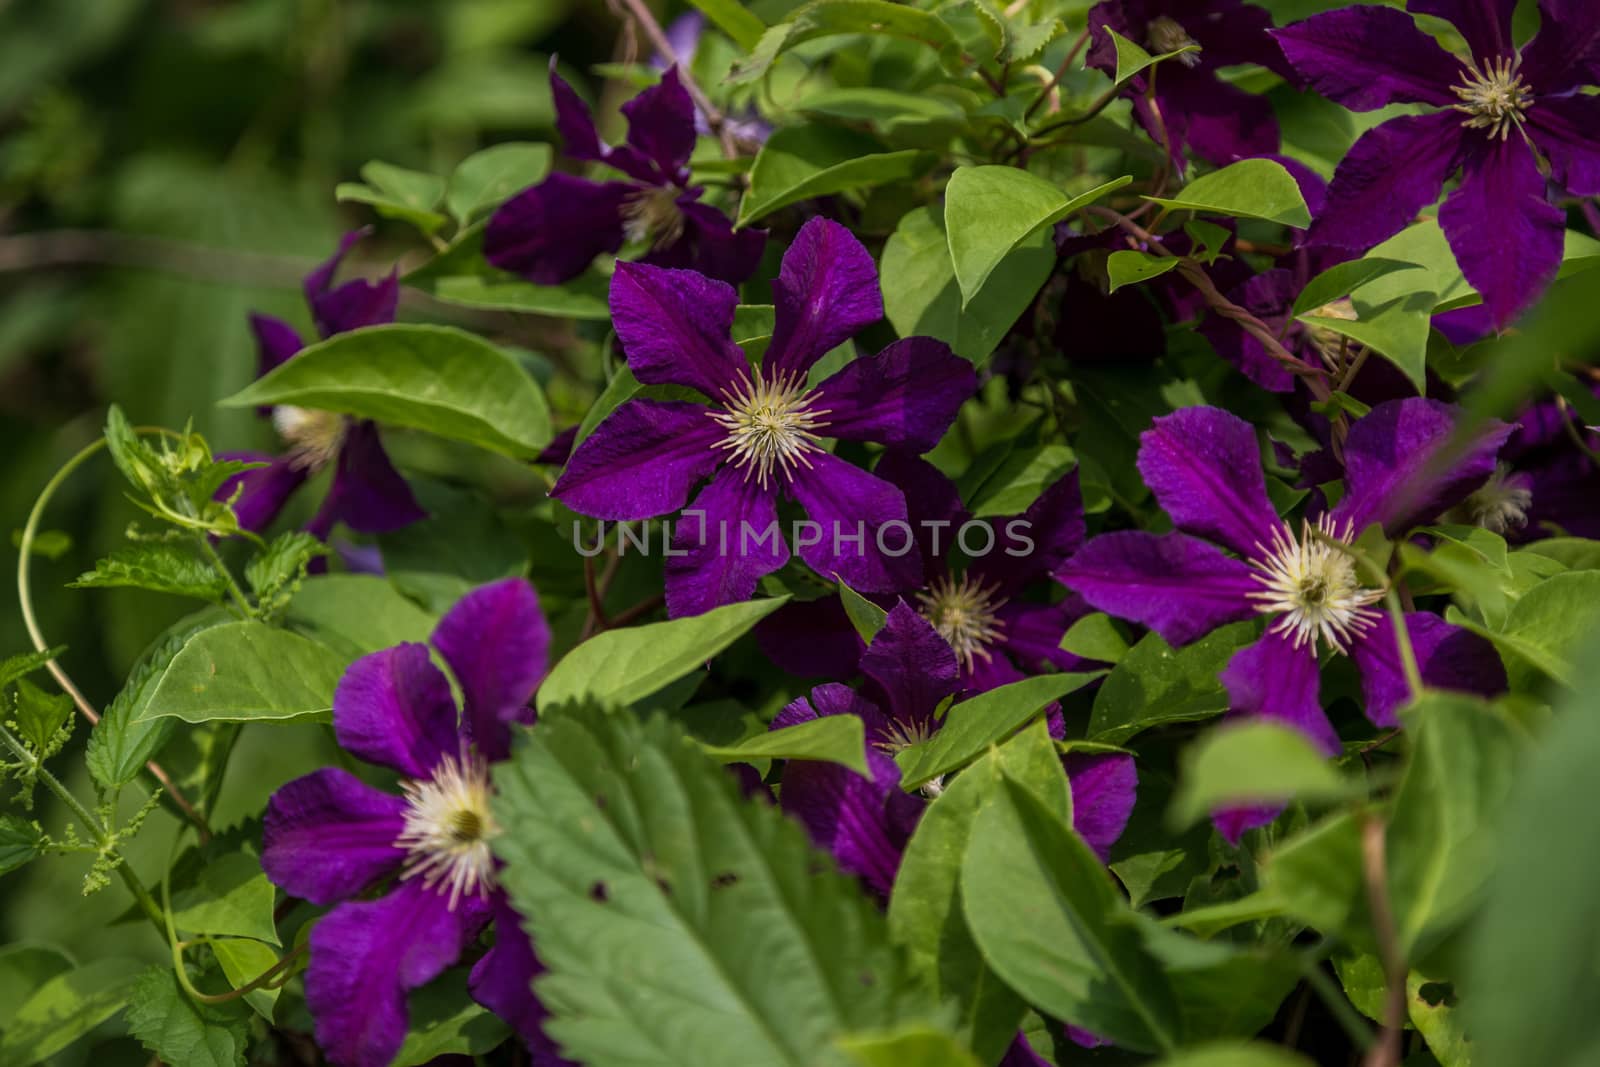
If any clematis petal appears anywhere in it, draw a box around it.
[1138,406,1280,558]
[1198,269,1298,393]
[1154,64,1280,167]
[778,748,918,897]
[665,464,789,618]
[484,174,632,287]
[1189,0,1296,75]
[334,642,458,778]
[304,230,398,339]
[764,217,884,380]
[249,314,303,377]
[998,598,1097,675]
[1439,135,1566,330]
[1350,612,1508,728]
[963,650,1026,694]
[468,895,565,1059]
[999,1034,1054,1067]
[1273,6,1462,110]
[620,66,697,178]
[1331,398,1513,536]
[774,681,896,746]
[433,578,550,761]
[1220,629,1339,755]
[1412,0,1516,61]
[1059,532,1261,647]
[306,881,490,1067]
[860,602,961,729]
[809,337,976,453]
[549,67,606,164]
[786,452,922,594]
[218,452,307,533]
[1214,804,1282,846]
[1309,113,1463,253]
[261,768,407,905]
[1520,0,1600,93]
[1064,752,1138,863]
[307,421,427,538]
[641,199,767,284]
[970,468,1085,594]
[549,399,725,521]
[1528,94,1600,197]
[610,260,747,398]
[755,597,866,679]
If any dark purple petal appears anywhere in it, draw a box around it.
[219,452,306,533]
[1084,0,1135,76]
[665,465,789,618]
[620,66,697,178]
[1440,135,1566,330]
[962,650,1026,694]
[535,425,578,467]
[1351,612,1508,727]
[774,681,896,745]
[549,399,725,521]
[1059,532,1261,646]
[304,231,398,339]
[1064,752,1138,863]
[250,314,303,378]
[550,67,606,163]
[307,421,426,538]
[810,338,976,453]
[970,469,1086,595]
[1221,629,1337,754]
[999,1033,1054,1067]
[1331,398,1513,536]
[764,217,884,380]
[1214,804,1282,845]
[998,598,1097,675]
[1521,449,1600,540]
[484,174,632,286]
[641,199,767,285]
[1138,406,1279,559]
[1188,0,1295,75]
[860,602,961,728]
[433,578,550,761]
[1273,7,1461,110]
[610,260,746,398]
[333,642,458,778]
[1412,0,1516,61]
[1198,270,1298,393]
[779,748,918,896]
[306,881,489,1067]
[754,597,866,679]
[469,895,564,1059]
[786,452,922,594]
[1153,65,1280,167]
[1521,0,1600,93]
[261,768,407,905]
[1310,113,1463,252]
[1529,94,1600,197]
[870,451,968,583]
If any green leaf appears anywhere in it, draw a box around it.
[221,324,553,459]
[1483,571,1600,690]
[245,531,327,615]
[1264,812,1368,939]
[729,0,960,85]
[171,851,280,946]
[444,142,551,226]
[1297,289,1436,393]
[1089,623,1256,744]
[1137,924,1301,1044]
[888,723,1070,1063]
[1169,721,1352,829]
[1107,250,1181,293]
[838,581,888,644]
[69,544,228,602]
[964,443,1074,518]
[1104,26,1201,83]
[491,709,938,1066]
[960,774,1181,1053]
[700,714,868,776]
[687,0,767,50]
[1147,1043,1316,1067]
[1060,613,1129,664]
[539,598,787,710]
[337,160,449,235]
[124,965,251,1067]
[837,1025,982,1067]
[945,168,1131,302]
[11,678,71,753]
[138,621,348,724]
[0,815,43,876]
[285,575,437,659]
[0,945,74,1030]
[393,969,512,1066]
[0,957,146,1066]
[896,673,1103,791]
[1292,257,1428,316]
[738,124,935,225]
[0,647,62,693]
[209,938,279,1020]
[1144,159,1312,228]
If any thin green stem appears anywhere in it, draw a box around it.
[195,534,254,617]
[1384,587,1424,700]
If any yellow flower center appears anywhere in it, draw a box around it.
[272,405,345,472]
[621,185,686,250]
[394,753,499,910]
[709,368,831,488]
[1248,515,1383,653]
[1452,56,1534,140]
[917,573,1007,673]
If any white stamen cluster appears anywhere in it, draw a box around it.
[917,573,1007,672]
[1248,514,1384,653]
[1454,463,1533,534]
[621,185,686,249]
[710,369,830,488]
[1147,16,1202,67]
[394,752,498,910]
[874,716,936,755]
[272,405,346,472]
[1452,56,1534,140]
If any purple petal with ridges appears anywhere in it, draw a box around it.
[219,452,306,533]
[809,337,976,453]
[666,465,789,618]
[550,66,606,163]
[333,642,458,778]
[870,451,968,583]
[764,217,884,379]
[998,598,1096,675]
[859,601,960,729]
[1440,136,1566,330]
[1273,7,1461,110]
[774,681,895,744]
[307,421,426,538]
[778,748,917,897]
[1529,94,1600,198]
[1064,752,1138,863]
[620,66,697,178]
[1351,612,1508,727]
[1412,0,1516,61]
[433,578,550,761]
[1310,113,1463,252]
[786,452,922,594]
[306,881,489,1067]
[641,199,767,285]
[1138,406,1279,558]
[261,768,407,905]
[549,399,725,520]
[305,231,397,339]
[484,174,632,287]
[1155,65,1281,167]
[249,314,303,378]
[970,468,1085,594]
[1058,531,1260,646]
[469,895,565,1059]
[1220,629,1338,755]
[610,260,746,398]
[1521,0,1600,93]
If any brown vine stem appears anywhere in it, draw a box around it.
[1361,814,1409,1067]
[610,0,740,160]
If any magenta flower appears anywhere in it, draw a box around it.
[260,579,557,1067]
[1085,0,1293,168]
[221,231,425,539]
[1275,0,1600,326]
[551,217,978,617]
[1058,403,1509,829]
[484,65,764,286]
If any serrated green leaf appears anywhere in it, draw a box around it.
[245,531,326,613]
[0,647,62,693]
[171,851,280,946]
[393,969,511,1066]
[138,621,347,724]
[539,597,787,710]
[1107,249,1181,293]
[739,125,935,225]
[1145,159,1311,228]
[444,142,551,226]
[11,678,71,753]
[124,965,250,1067]
[1170,721,1354,829]
[69,543,228,602]
[221,324,552,459]
[700,714,868,775]
[491,709,939,1067]
[0,957,146,1066]
[0,815,44,876]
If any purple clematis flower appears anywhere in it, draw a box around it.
[1059,403,1509,837]
[484,64,764,286]
[1086,0,1293,168]
[655,13,771,148]
[1275,0,1600,327]
[221,231,425,540]
[773,603,1138,895]
[260,579,560,1067]
[551,217,979,617]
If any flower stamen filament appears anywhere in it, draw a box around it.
[1452,55,1534,140]
[1248,514,1383,653]
[917,573,1007,673]
[394,751,499,910]
[710,368,831,488]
